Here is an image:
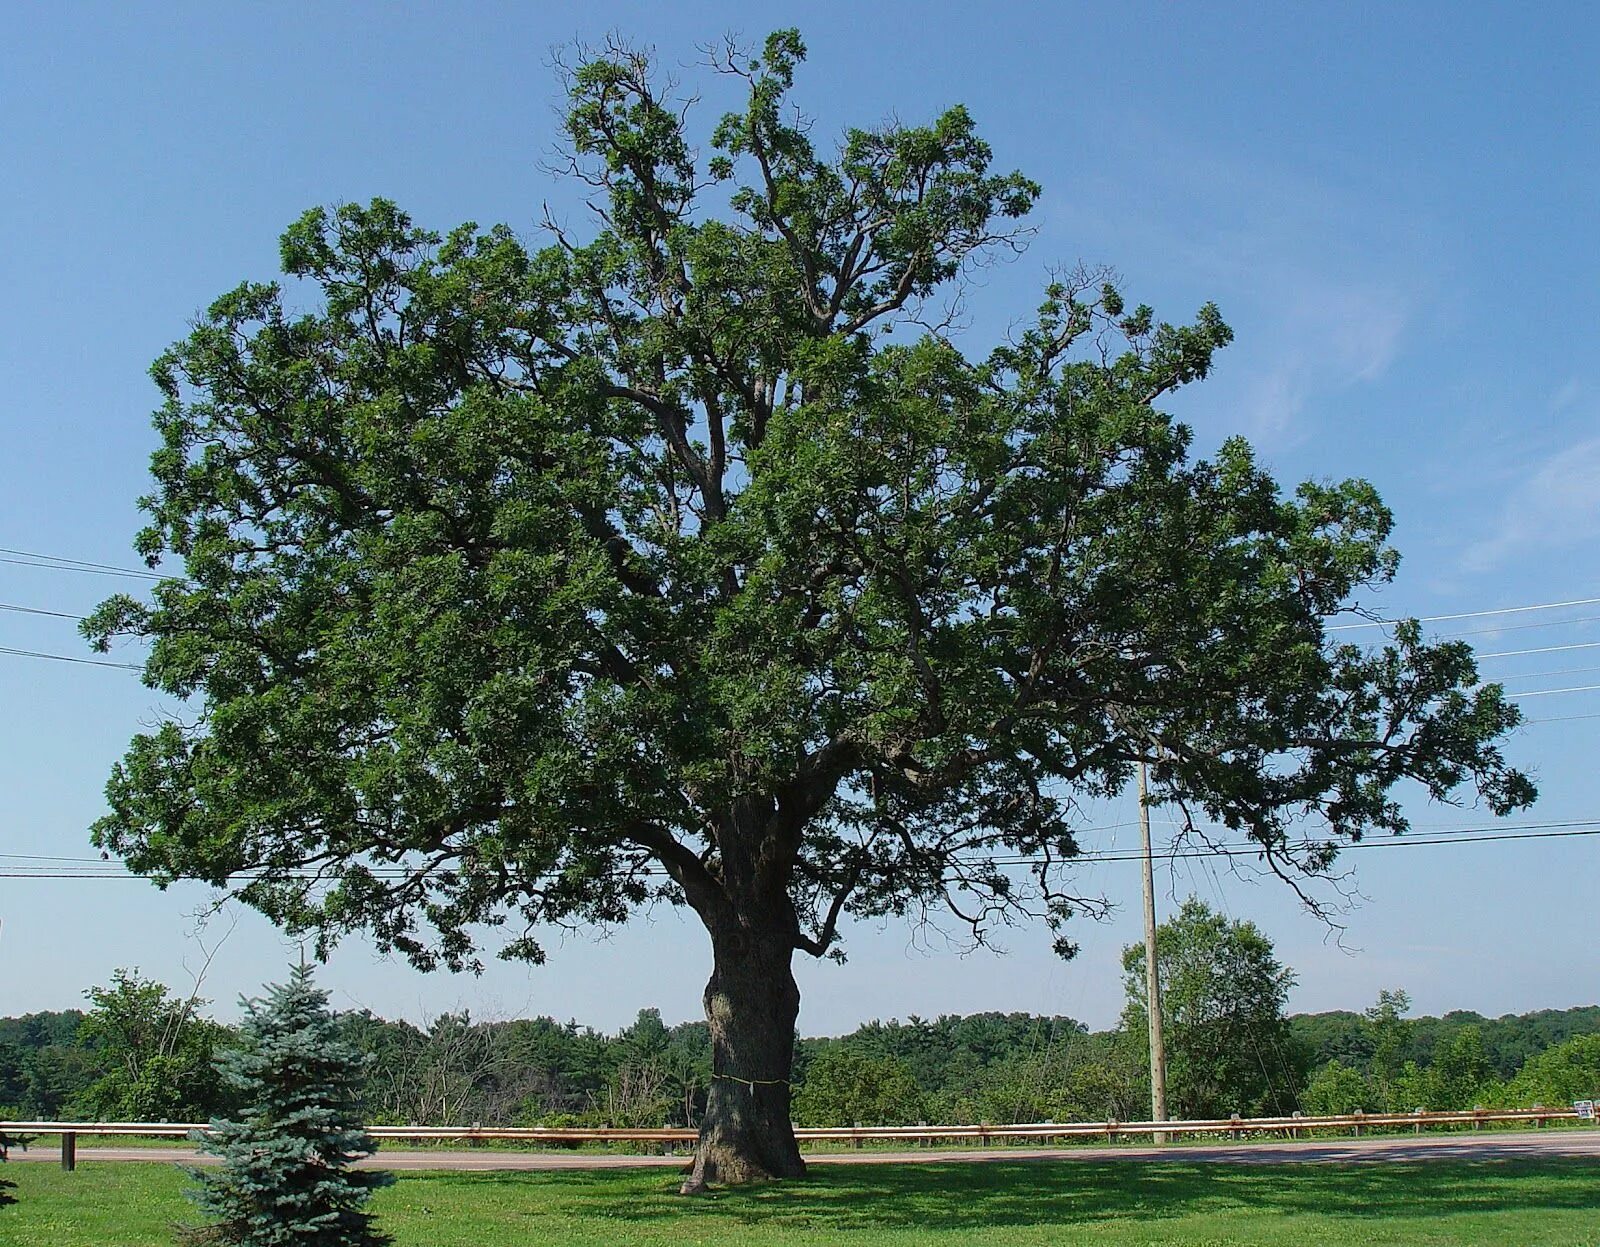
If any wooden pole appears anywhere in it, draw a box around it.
[1140,761,1169,1144]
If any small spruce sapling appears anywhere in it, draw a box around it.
[182,964,391,1246]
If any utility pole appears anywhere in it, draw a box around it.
[1139,760,1169,1143]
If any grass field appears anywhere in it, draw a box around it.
[4,1157,1598,1245]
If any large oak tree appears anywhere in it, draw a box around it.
[87,32,1533,1189]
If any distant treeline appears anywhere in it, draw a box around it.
[1290,1004,1600,1081]
[2,972,1596,1128]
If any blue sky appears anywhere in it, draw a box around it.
[2,1,1597,1035]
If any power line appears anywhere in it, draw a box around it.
[0,852,116,863]
[0,546,163,580]
[1328,596,1600,631]
[7,543,1596,643]
[1496,664,1600,684]
[0,601,87,622]
[0,645,141,671]
[10,631,1600,684]
[1477,641,1600,660]
[999,825,1600,865]
[0,555,161,582]
[1439,613,1600,640]
[8,553,1600,701]
[11,817,1597,868]
[6,822,1600,880]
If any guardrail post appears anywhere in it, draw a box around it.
[1291,1110,1302,1140]
[853,1122,862,1151]
[61,1131,76,1172]
[1351,1110,1363,1138]
[1230,1113,1241,1141]
[1414,1107,1425,1135]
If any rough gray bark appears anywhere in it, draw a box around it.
[680,921,806,1192]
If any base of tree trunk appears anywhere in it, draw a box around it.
[680,1125,806,1194]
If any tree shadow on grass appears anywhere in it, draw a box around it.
[407,1157,1600,1234]
[0,1138,15,1208]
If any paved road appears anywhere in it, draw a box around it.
[10,1129,1599,1170]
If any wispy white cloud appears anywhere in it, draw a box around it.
[1232,286,1410,438]
[1043,131,1434,446]
[1463,434,1600,572]
[1551,378,1584,412]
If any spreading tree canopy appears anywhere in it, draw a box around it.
[87,30,1534,1188]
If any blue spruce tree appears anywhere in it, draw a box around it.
[183,964,391,1246]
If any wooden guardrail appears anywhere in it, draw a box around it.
[1,1106,1584,1171]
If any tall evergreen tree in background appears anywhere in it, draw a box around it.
[183,965,391,1247]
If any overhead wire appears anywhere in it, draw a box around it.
[0,555,161,581]
[7,546,1600,722]
[1475,641,1600,660]
[0,601,86,621]
[5,822,1600,881]
[0,645,141,671]
[1328,596,1600,631]
[0,546,164,580]
[1494,664,1600,684]
[7,544,1597,630]
[7,552,1600,647]
[1432,613,1600,639]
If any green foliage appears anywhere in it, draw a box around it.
[954,1033,1147,1125]
[1365,988,1412,1102]
[1387,1032,1504,1113]
[1300,1059,1375,1115]
[0,1010,96,1119]
[0,1043,26,1111]
[1503,1034,1600,1108]
[792,1047,925,1126]
[73,970,232,1122]
[1428,1025,1496,1108]
[184,964,392,1247]
[796,1011,1139,1126]
[85,28,1532,998]
[1121,899,1306,1117]
[1289,993,1600,1112]
[2,984,1597,1130]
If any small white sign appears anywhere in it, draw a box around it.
[1575,1100,1595,1121]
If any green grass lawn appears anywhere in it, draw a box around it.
[3,1157,1596,1245]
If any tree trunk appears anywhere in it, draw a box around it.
[680,920,806,1193]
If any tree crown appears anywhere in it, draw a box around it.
[87,30,1533,972]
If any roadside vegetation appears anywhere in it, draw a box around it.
[4,902,1596,1132]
